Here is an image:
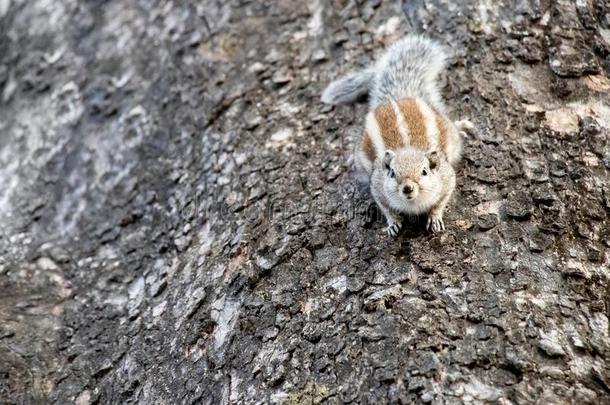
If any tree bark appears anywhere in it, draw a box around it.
[0,0,609,403]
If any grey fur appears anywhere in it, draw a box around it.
[321,35,449,112]
[320,68,375,105]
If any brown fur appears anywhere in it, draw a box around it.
[374,103,404,150]
[435,112,448,155]
[398,99,429,150]
[361,130,376,162]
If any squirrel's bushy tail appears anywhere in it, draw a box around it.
[371,35,448,110]
[320,67,375,105]
[321,34,449,111]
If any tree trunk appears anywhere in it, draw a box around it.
[1,0,609,403]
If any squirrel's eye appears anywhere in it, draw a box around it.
[389,169,395,178]
[422,169,428,176]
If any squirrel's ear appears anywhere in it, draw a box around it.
[382,150,395,170]
[427,151,440,170]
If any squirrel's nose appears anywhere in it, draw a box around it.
[403,185,414,195]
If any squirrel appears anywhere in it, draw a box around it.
[321,35,473,237]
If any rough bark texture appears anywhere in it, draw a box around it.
[1,0,609,404]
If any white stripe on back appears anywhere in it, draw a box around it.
[416,99,439,152]
[365,111,385,158]
[390,99,410,146]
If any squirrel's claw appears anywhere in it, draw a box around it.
[427,215,445,233]
[386,221,402,237]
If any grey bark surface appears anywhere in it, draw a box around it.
[1,0,609,404]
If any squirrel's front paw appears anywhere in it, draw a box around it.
[386,221,402,237]
[427,214,445,233]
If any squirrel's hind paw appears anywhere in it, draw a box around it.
[455,119,475,137]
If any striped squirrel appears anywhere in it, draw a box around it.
[321,35,473,237]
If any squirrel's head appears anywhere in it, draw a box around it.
[382,149,443,211]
